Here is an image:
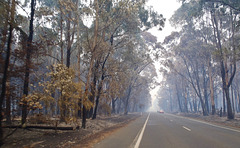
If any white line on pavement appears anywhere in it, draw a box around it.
[182,126,191,131]
[134,113,150,148]
[167,113,240,133]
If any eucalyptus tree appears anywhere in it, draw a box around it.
[203,0,240,119]
[79,0,165,123]
[168,0,240,119]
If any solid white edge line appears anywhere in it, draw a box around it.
[167,113,240,133]
[182,126,191,131]
[134,113,150,148]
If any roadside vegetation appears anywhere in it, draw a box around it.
[158,0,240,120]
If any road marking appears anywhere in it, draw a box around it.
[167,113,240,133]
[188,118,240,133]
[182,126,191,131]
[133,113,150,148]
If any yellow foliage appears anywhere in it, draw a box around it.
[20,92,54,111]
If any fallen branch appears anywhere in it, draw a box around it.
[3,125,79,130]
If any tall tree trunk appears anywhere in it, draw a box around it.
[66,13,71,68]
[22,0,35,125]
[77,50,82,118]
[82,0,99,128]
[60,7,63,64]
[92,51,110,119]
[0,0,15,145]
[208,58,215,115]
[211,9,234,119]
[88,63,98,118]
[76,0,82,119]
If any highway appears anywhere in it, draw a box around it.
[94,112,240,148]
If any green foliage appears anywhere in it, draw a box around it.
[170,1,203,26]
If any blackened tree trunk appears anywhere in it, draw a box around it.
[82,106,87,128]
[112,98,117,114]
[22,0,35,125]
[92,57,109,119]
[66,13,72,68]
[0,0,15,145]
[6,81,11,124]
[211,9,235,119]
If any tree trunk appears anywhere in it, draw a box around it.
[117,99,122,114]
[92,78,103,119]
[203,67,209,114]
[112,98,117,114]
[184,91,188,113]
[211,9,234,119]
[6,81,11,124]
[22,0,35,125]
[175,83,183,112]
[60,7,63,64]
[124,84,133,115]
[77,51,82,118]
[208,58,215,115]
[237,92,240,113]
[0,0,10,54]
[81,106,87,128]
[66,13,71,68]
[222,87,226,115]
[0,0,15,145]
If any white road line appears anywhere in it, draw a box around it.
[167,113,240,133]
[182,126,191,132]
[133,113,150,148]
[188,118,240,133]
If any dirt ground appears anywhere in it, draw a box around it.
[2,113,140,148]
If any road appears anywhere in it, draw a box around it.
[94,112,240,148]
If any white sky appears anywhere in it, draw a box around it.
[147,0,181,111]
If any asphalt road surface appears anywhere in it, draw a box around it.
[94,112,240,148]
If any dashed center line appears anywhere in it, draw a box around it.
[183,126,191,132]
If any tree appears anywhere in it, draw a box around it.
[0,0,15,145]
[167,0,240,119]
[22,0,36,125]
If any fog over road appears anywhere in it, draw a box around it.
[94,112,240,148]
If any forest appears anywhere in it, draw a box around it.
[1,0,240,146]
[0,0,165,145]
[158,0,240,121]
